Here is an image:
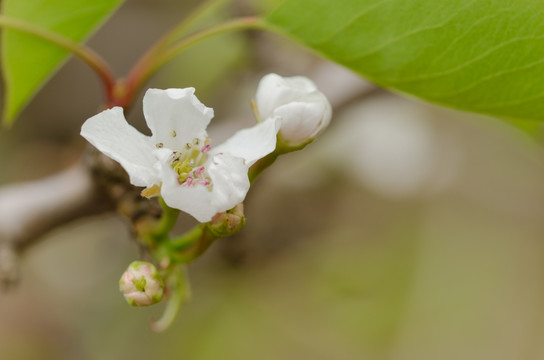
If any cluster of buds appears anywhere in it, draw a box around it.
[83,73,332,320]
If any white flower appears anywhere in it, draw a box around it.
[119,261,163,307]
[81,88,279,222]
[256,73,332,147]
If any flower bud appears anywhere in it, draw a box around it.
[207,203,245,237]
[256,73,332,147]
[119,261,164,307]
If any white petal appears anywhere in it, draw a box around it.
[256,73,317,119]
[81,107,159,187]
[274,95,332,144]
[158,153,249,222]
[211,117,280,166]
[143,88,213,150]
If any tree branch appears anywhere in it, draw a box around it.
[0,158,113,288]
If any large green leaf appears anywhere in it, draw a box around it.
[1,0,124,125]
[266,0,544,122]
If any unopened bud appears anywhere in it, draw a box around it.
[256,73,332,148]
[207,203,245,237]
[119,261,164,307]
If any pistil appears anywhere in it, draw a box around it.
[170,137,212,189]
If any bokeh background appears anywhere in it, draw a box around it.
[2,0,544,359]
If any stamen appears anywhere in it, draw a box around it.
[184,173,194,187]
[156,143,164,148]
[168,137,213,189]
[189,148,201,159]
[141,184,161,198]
[195,166,205,177]
[170,130,177,138]
[170,151,181,162]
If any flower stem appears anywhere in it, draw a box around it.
[169,224,205,250]
[150,198,180,241]
[166,224,219,264]
[123,16,268,107]
[150,265,190,332]
[249,138,315,183]
[249,151,279,183]
[0,15,117,103]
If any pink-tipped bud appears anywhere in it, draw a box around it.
[208,203,245,237]
[119,261,164,307]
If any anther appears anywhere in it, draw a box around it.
[170,151,181,162]
[184,143,192,150]
[156,143,164,148]
[170,130,177,138]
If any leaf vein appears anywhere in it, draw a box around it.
[424,10,509,71]
[477,90,544,110]
[432,57,544,100]
[340,0,478,61]
[392,35,544,83]
[314,0,395,45]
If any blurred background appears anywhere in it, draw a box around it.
[2,0,544,359]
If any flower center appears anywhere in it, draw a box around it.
[167,137,212,188]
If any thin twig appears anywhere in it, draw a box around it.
[0,15,117,105]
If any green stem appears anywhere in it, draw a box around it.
[182,225,218,261]
[123,16,268,106]
[119,0,232,107]
[169,224,205,249]
[249,151,279,183]
[158,0,232,48]
[157,16,267,76]
[0,15,117,103]
[170,225,218,263]
[151,198,180,241]
[248,138,315,182]
[150,265,190,332]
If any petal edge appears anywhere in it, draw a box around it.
[81,107,158,187]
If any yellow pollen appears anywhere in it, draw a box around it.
[169,137,212,187]
[141,184,161,198]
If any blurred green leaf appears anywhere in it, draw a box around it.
[266,0,544,123]
[1,0,124,125]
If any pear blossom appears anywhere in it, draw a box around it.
[256,73,332,147]
[119,261,163,307]
[81,88,279,222]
